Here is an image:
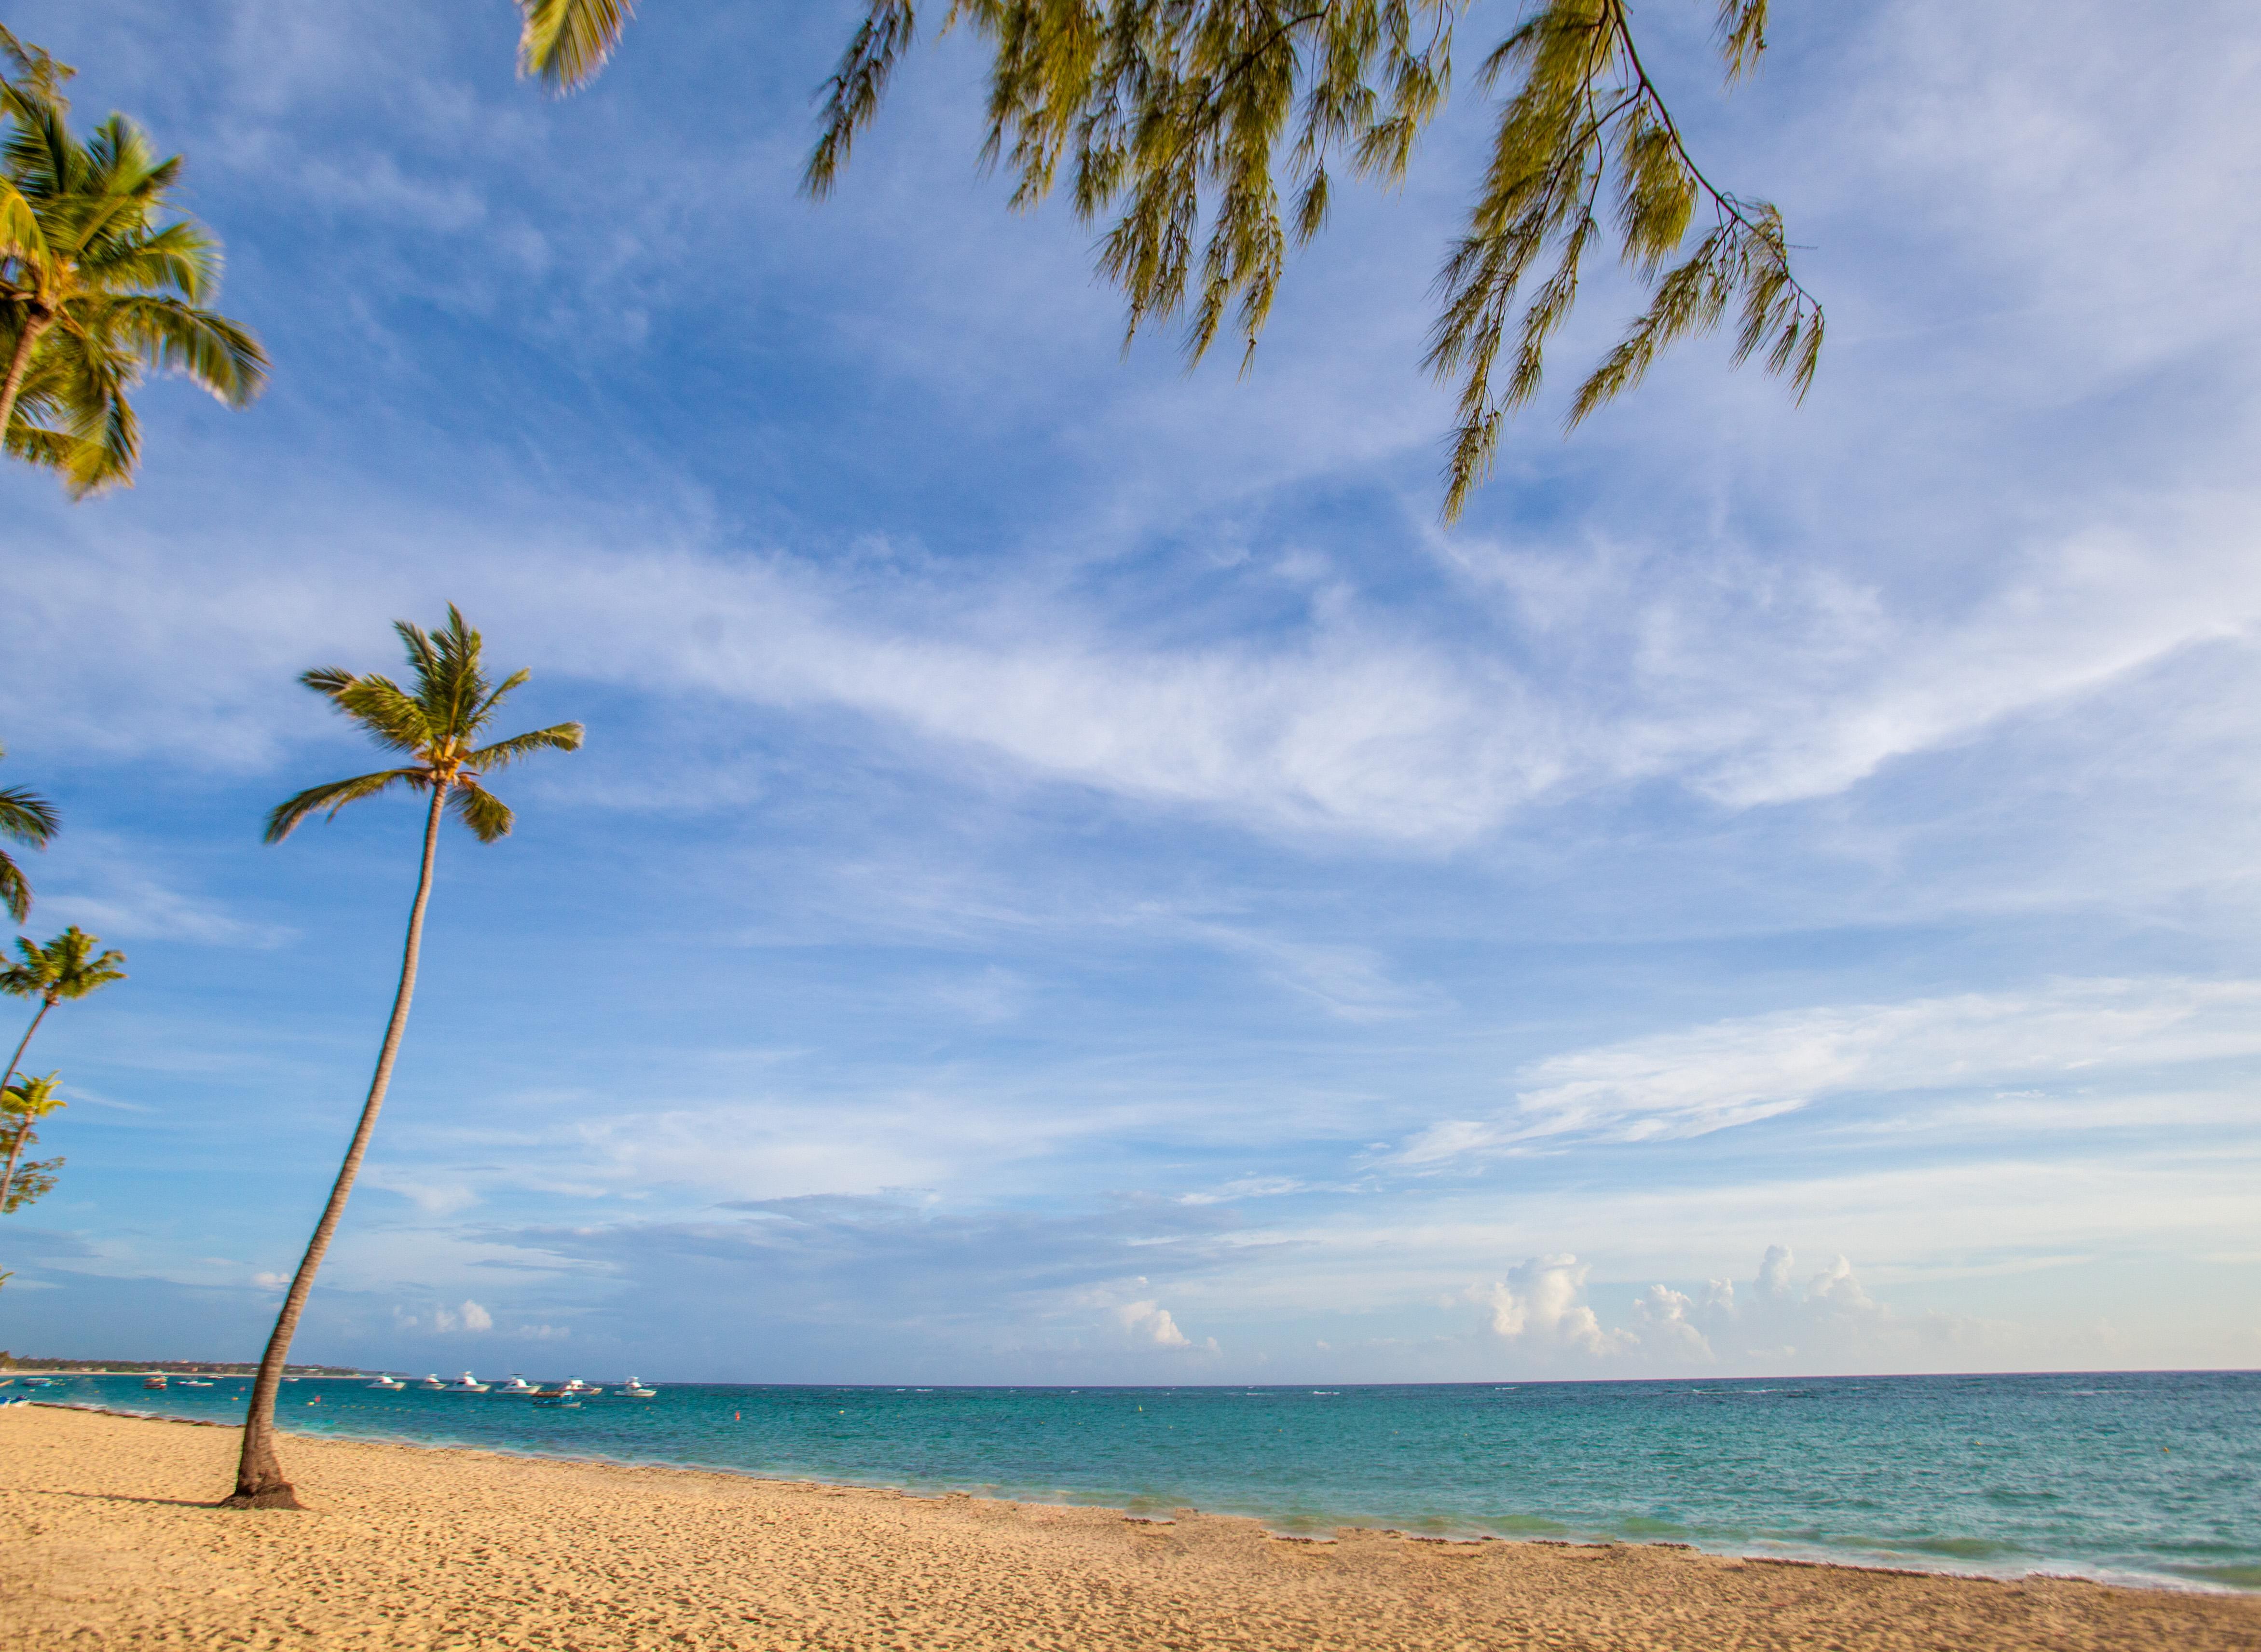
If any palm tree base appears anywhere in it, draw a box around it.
[218,1480,302,1510]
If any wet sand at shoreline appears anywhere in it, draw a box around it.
[3,1404,2256,1650]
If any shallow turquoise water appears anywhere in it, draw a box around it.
[22,1370,2258,1590]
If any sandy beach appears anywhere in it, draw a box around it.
[3,1405,2256,1651]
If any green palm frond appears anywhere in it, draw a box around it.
[315,671,437,755]
[100,300,267,403]
[0,857,28,924]
[471,668,533,730]
[263,769,425,844]
[0,784,59,848]
[0,760,57,921]
[1,77,72,190]
[467,722,584,772]
[0,25,75,108]
[0,412,92,475]
[0,175,41,257]
[93,294,264,407]
[804,0,918,198]
[800,0,1820,522]
[517,0,635,92]
[77,117,180,223]
[69,346,137,494]
[76,220,221,301]
[448,782,516,843]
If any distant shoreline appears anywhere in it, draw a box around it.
[1,1364,370,1377]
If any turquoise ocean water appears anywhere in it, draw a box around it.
[21,1370,2258,1591]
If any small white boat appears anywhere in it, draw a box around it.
[447,1371,490,1393]
[491,1374,536,1395]
[617,1378,657,1398]
[419,1373,447,1390]
[560,1376,600,1395]
[178,1379,214,1388]
[367,1375,406,1390]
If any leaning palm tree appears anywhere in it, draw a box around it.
[0,744,60,922]
[0,927,125,1106]
[1,63,266,493]
[226,607,582,1510]
[0,1069,64,1210]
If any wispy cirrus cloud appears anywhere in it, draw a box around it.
[31,836,293,948]
[1397,978,2261,1162]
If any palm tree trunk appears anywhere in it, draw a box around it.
[0,312,52,445]
[224,783,449,1510]
[0,997,53,1209]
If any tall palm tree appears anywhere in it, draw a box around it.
[0,1069,64,1210]
[0,744,60,923]
[0,927,125,1110]
[226,607,582,1510]
[0,64,266,493]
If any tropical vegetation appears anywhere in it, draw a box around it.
[0,27,266,493]
[518,0,1822,519]
[0,928,126,1107]
[0,1071,65,1214]
[228,607,583,1510]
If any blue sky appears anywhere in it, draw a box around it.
[2,0,2258,1383]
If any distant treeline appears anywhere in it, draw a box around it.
[0,1353,365,1375]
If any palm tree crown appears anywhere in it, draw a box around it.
[1,1070,64,1121]
[0,742,60,923]
[0,926,125,1008]
[0,47,266,493]
[0,928,123,1142]
[267,606,584,845]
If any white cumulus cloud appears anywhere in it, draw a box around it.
[1114,1299,1192,1348]
[428,1299,493,1334]
[1471,1256,1627,1357]
[1469,1247,1995,1374]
